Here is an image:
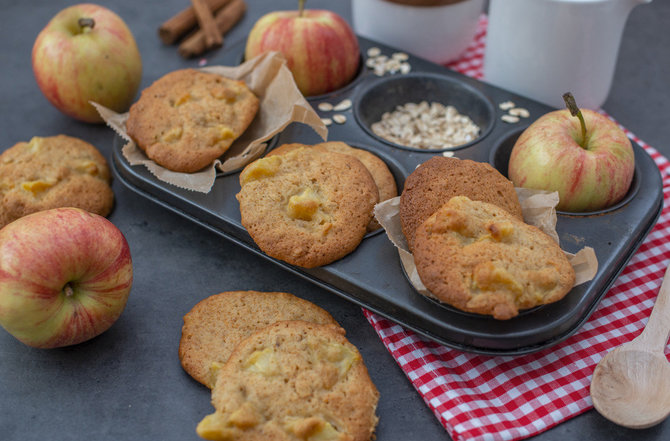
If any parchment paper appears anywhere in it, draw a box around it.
[94,51,327,193]
[374,190,599,297]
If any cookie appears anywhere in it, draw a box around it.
[179,291,338,388]
[0,135,114,228]
[236,146,379,268]
[126,68,259,173]
[268,141,398,231]
[196,320,379,441]
[400,156,523,251]
[413,196,575,320]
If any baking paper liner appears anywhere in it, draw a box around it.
[94,51,327,193]
[374,189,598,299]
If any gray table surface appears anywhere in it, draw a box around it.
[1,1,669,440]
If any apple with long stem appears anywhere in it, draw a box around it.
[0,208,133,348]
[244,0,360,96]
[508,93,635,212]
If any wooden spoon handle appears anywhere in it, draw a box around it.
[635,264,670,352]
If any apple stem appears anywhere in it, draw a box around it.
[78,17,95,31]
[562,92,588,149]
[63,283,74,298]
[298,0,305,17]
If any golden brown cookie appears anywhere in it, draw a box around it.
[179,291,339,388]
[413,196,575,320]
[268,142,398,232]
[400,156,523,251]
[126,68,259,173]
[196,320,379,441]
[236,147,379,268]
[0,135,114,228]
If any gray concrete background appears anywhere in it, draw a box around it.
[0,1,668,440]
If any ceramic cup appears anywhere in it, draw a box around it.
[352,0,485,64]
[483,0,652,110]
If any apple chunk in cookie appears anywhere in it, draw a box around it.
[508,93,635,212]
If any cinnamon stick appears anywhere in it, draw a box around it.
[191,0,223,49]
[159,0,232,45]
[178,0,247,58]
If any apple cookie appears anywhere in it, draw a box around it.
[413,196,575,320]
[399,156,523,251]
[236,146,379,268]
[0,135,114,228]
[179,290,339,388]
[126,68,259,173]
[267,141,398,231]
[196,320,379,441]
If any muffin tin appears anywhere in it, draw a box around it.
[111,37,663,355]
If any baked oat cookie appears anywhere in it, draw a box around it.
[196,320,379,441]
[0,135,114,228]
[400,156,523,251]
[126,68,259,173]
[267,141,397,232]
[413,196,575,320]
[236,147,379,268]
[179,290,338,388]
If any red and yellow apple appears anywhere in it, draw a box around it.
[508,107,635,212]
[32,3,143,123]
[244,0,360,97]
[0,208,133,348]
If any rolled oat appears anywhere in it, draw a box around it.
[333,114,347,124]
[333,99,352,112]
[371,100,480,149]
[318,102,333,112]
[509,107,530,118]
[501,114,520,124]
[365,49,412,76]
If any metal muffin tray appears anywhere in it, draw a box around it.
[111,37,663,355]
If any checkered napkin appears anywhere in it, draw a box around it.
[362,15,670,441]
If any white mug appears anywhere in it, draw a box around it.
[483,0,652,110]
[352,0,485,64]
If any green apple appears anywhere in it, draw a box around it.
[244,0,360,96]
[0,208,133,348]
[508,98,635,212]
[32,3,142,123]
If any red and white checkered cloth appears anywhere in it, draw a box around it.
[363,15,670,441]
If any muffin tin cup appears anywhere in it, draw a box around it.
[354,73,495,152]
[110,36,663,355]
[489,127,641,216]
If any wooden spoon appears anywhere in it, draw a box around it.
[590,264,670,429]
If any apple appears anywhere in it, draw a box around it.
[32,3,143,123]
[244,0,360,97]
[508,94,635,212]
[0,208,133,348]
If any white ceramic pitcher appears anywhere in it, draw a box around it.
[483,0,652,110]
